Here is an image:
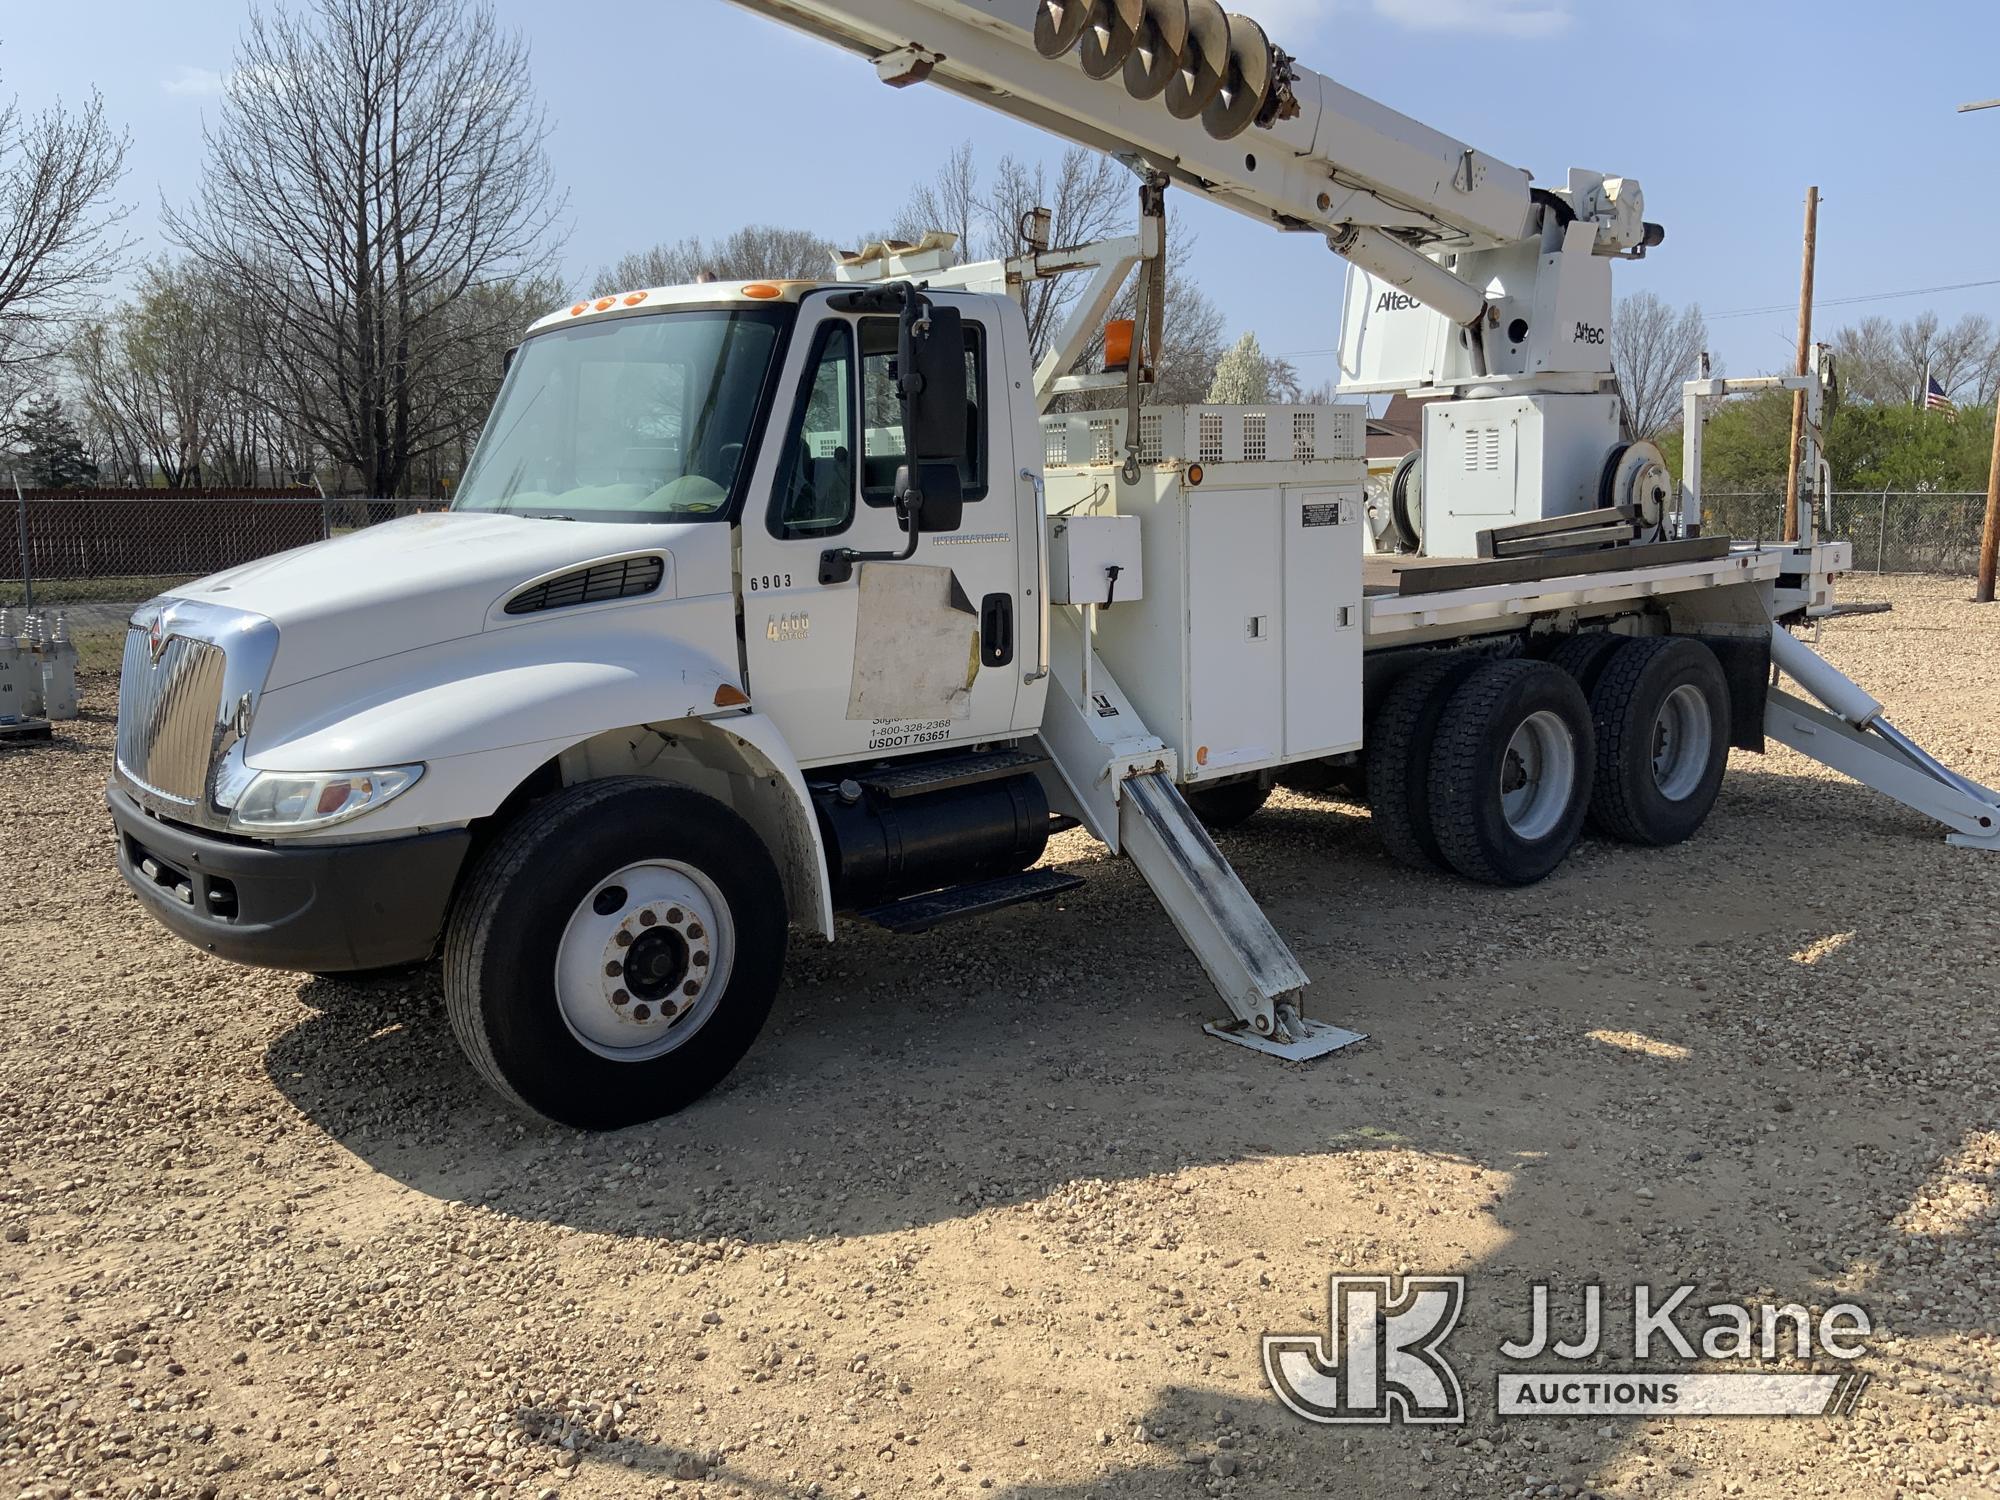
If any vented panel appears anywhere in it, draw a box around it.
[1463,427,1504,473]
[1139,413,1164,463]
[1089,418,1116,464]
[1045,426,1071,466]
[1242,412,1268,463]
[1198,412,1225,464]
[1292,411,1316,461]
[505,556,665,615]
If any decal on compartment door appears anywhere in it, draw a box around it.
[846,563,979,723]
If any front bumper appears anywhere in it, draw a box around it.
[107,784,471,973]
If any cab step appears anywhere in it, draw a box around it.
[859,868,1084,935]
[855,747,1049,799]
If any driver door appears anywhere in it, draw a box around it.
[739,293,1023,767]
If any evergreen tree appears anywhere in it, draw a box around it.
[11,394,100,489]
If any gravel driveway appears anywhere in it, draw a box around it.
[3,574,1997,1500]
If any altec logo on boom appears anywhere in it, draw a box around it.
[1263,1278,1874,1425]
[1374,290,1424,313]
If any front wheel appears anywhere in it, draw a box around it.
[443,778,787,1130]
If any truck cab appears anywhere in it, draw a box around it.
[109,280,1073,1129]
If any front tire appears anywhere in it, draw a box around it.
[443,779,787,1130]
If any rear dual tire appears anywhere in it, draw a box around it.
[1426,660,1596,887]
[1369,656,1595,886]
[1582,637,1731,847]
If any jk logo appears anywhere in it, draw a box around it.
[1263,1276,1467,1425]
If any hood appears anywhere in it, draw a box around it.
[172,510,724,689]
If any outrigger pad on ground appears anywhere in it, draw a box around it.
[0,717,53,746]
[1205,1015,1368,1061]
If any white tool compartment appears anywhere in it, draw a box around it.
[1041,405,1367,784]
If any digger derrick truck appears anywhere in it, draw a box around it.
[107,0,2000,1128]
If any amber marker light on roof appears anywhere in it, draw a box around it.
[569,302,588,316]
[623,292,648,306]
[742,283,783,300]
[593,297,617,311]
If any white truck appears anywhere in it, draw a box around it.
[107,0,2000,1129]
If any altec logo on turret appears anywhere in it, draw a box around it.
[1375,291,1424,313]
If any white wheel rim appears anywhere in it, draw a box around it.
[1651,683,1714,801]
[554,860,736,1062]
[1499,709,1577,841]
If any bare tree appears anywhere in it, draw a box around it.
[167,0,566,497]
[1611,291,1708,441]
[70,260,231,486]
[0,74,130,393]
[891,141,980,263]
[896,141,1226,400]
[595,227,837,294]
[1832,311,1999,407]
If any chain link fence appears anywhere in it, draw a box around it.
[1703,491,1992,575]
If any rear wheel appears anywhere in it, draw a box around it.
[1428,660,1595,886]
[1542,631,1626,699]
[1586,637,1731,846]
[443,778,787,1130]
[1183,775,1273,833]
[1366,655,1483,870]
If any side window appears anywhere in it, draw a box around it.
[770,323,856,539]
[860,317,987,506]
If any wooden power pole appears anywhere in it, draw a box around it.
[1784,187,1820,543]
[1978,408,1999,604]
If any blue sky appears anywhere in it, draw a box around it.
[7,0,1998,380]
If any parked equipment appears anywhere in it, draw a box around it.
[104,1,1998,1128]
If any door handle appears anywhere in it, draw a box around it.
[980,593,1014,669]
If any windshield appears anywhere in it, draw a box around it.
[453,307,790,523]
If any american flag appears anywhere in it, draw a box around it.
[1925,376,1957,414]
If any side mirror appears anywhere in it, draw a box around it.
[898,462,965,534]
[908,305,970,464]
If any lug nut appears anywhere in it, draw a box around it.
[615,930,633,948]
[612,989,629,1005]
[639,910,657,927]
[604,961,622,977]
[682,980,700,998]
[687,922,704,940]
[692,951,709,969]
[632,1004,651,1021]
[666,907,684,924]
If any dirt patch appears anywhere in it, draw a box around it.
[3,575,1997,1499]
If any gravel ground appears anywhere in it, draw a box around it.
[3,573,1998,1500]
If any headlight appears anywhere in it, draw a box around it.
[228,764,424,833]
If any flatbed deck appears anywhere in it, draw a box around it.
[1363,542,1798,648]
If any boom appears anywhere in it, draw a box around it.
[722,0,1661,377]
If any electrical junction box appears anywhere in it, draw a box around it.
[1048,514,1142,607]
[1421,392,1619,558]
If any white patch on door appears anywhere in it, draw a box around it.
[846,562,977,723]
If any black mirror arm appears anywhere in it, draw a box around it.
[820,282,933,586]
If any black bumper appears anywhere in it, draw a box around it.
[106,785,472,973]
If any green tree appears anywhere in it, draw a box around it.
[1827,403,1995,492]
[10,392,98,488]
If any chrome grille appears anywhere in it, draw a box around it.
[117,630,227,804]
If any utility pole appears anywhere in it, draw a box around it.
[1966,100,1999,600]
[1784,187,1820,543]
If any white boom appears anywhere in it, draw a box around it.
[726,0,1668,543]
